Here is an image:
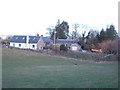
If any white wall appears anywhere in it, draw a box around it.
[29,43,37,50]
[71,46,77,51]
[10,42,27,49]
[10,42,37,50]
[70,44,81,51]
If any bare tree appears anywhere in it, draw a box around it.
[71,23,80,40]
[46,26,54,37]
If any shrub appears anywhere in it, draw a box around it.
[97,40,118,54]
[60,44,68,51]
[102,54,118,61]
[64,51,102,61]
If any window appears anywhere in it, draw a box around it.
[22,37,25,40]
[19,44,21,47]
[13,43,15,47]
[72,47,77,51]
[15,37,18,39]
[33,37,36,40]
[32,45,35,48]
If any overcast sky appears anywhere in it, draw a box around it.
[0,0,119,36]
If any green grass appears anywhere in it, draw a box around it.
[63,51,102,61]
[2,48,118,88]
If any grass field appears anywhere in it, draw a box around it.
[2,48,118,88]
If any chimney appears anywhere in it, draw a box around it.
[26,35,29,49]
[37,33,39,36]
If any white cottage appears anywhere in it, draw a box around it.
[10,35,52,50]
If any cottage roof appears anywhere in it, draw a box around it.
[71,43,81,47]
[10,35,26,43]
[29,36,52,43]
[42,37,52,43]
[10,35,52,43]
[29,36,40,43]
[56,39,74,44]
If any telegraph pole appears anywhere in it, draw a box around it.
[54,30,56,49]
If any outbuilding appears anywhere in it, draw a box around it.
[70,43,81,51]
[55,39,81,51]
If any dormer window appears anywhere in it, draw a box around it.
[29,37,31,40]
[22,37,25,40]
[33,37,36,40]
[15,37,18,39]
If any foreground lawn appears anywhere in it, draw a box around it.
[2,48,118,88]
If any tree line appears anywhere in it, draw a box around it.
[47,19,119,54]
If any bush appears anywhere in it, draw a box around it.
[102,54,118,61]
[97,40,118,54]
[60,44,68,51]
[63,51,102,61]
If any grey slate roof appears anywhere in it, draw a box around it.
[29,36,40,43]
[10,35,52,43]
[71,43,81,47]
[10,35,26,43]
[42,37,52,43]
[56,39,74,44]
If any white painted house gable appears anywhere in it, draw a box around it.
[37,37,45,50]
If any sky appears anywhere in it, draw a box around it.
[0,0,119,36]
